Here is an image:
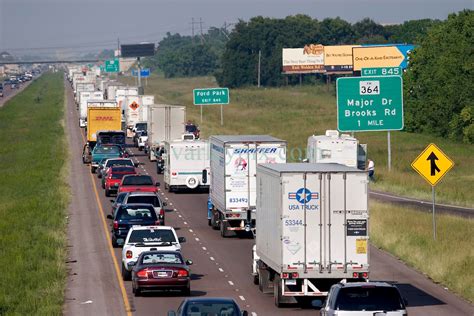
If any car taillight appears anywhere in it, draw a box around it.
[177,269,188,277]
[126,250,132,259]
[113,221,118,229]
[155,220,161,226]
[362,272,369,279]
[282,272,299,279]
[137,269,148,279]
[159,209,165,217]
[172,172,177,176]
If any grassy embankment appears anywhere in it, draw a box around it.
[0,73,68,315]
[122,74,474,207]
[121,73,474,302]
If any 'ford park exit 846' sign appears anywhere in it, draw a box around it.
[336,76,403,132]
[193,88,229,105]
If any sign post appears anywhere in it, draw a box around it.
[193,88,230,126]
[411,143,455,240]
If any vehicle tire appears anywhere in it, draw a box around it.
[208,218,212,226]
[97,173,102,179]
[220,219,230,238]
[182,285,191,296]
[101,181,105,189]
[258,269,271,294]
[122,263,131,281]
[253,273,259,285]
[91,166,96,174]
[134,287,141,297]
[112,237,119,248]
[210,213,219,230]
[105,189,110,197]
[274,274,283,308]
[138,146,143,151]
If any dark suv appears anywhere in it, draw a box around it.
[107,204,160,247]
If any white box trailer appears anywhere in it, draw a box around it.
[208,135,287,237]
[163,137,210,192]
[306,130,367,169]
[140,95,155,123]
[79,92,104,127]
[123,95,143,133]
[106,83,125,100]
[75,82,95,104]
[147,104,186,162]
[255,163,369,306]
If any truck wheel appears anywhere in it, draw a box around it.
[105,189,110,197]
[91,166,96,174]
[210,213,219,230]
[220,220,230,238]
[208,218,212,226]
[274,274,283,307]
[253,273,259,285]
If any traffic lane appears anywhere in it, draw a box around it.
[128,147,319,315]
[133,147,474,316]
[370,246,474,316]
[91,153,258,315]
[64,79,127,316]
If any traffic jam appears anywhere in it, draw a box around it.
[67,64,408,316]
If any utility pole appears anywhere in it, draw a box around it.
[257,50,261,88]
[199,17,204,44]
[191,18,195,44]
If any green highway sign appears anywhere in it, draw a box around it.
[337,76,403,132]
[362,67,402,77]
[105,59,120,73]
[193,88,229,105]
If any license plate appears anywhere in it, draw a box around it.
[286,279,297,285]
[153,271,170,278]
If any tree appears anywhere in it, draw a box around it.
[404,10,474,143]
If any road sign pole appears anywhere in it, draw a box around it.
[137,57,142,92]
[432,186,436,240]
[220,104,223,126]
[387,131,392,172]
[200,105,203,124]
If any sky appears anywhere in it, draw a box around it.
[0,0,472,57]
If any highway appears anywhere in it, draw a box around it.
[63,77,474,316]
[0,80,34,107]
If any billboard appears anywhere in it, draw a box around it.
[282,44,325,74]
[352,45,415,71]
[120,43,155,58]
[324,45,360,74]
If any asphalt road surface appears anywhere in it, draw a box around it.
[63,77,473,316]
[0,80,34,107]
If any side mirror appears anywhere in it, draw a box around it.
[106,214,113,220]
[186,259,193,265]
[155,182,160,187]
[134,162,139,167]
[167,312,176,316]
[110,199,115,203]
[311,299,323,308]
[178,237,186,243]
[202,169,208,184]
[162,202,168,206]
[127,261,136,268]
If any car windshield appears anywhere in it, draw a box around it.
[122,175,154,185]
[141,253,182,265]
[185,124,197,133]
[130,229,176,243]
[135,123,147,131]
[107,159,133,167]
[94,145,120,154]
[335,287,404,311]
[126,195,161,207]
[118,207,155,221]
[184,302,238,316]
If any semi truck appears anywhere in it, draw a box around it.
[163,136,210,192]
[208,135,287,237]
[146,104,186,162]
[254,163,369,306]
[306,130,367,170]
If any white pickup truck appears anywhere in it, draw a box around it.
[121,226,186,280]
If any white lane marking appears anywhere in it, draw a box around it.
[178,215,182,218]
[189,229,193,232]
[210,257,215,261]
[202,247,207,251]
[183,221,188,225]
[218,268,224,272]
[251,312,257,316]
[164,197,169,200]
[239,296,246,301]
[169,203,173,206]
[80,300,93,304]
[195,237,199,241]
[228,281,234,286]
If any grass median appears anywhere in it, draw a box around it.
[121,74,474,207]
[0,73,68,315]
[370,201,474,302]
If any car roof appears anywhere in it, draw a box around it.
[335,281,397,288]
[183,297,238,304]
[129,225,174,231]
[121,203,155,209]
[126,192,159,197]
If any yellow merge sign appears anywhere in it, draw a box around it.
[411,143,454,186]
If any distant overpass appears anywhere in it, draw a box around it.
[0,59,105,65]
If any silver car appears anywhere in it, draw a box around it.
[317,282,408,316]
[121,192,167,225]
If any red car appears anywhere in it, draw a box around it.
[104,166,137,196]
[117,174,160,194]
